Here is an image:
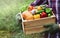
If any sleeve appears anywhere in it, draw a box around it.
[30,0,48,6]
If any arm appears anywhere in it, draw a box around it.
[31,0,48,6]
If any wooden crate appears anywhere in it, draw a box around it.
[20,12,56,34]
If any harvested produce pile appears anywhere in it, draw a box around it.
[22,5,53,20]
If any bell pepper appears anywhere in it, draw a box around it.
[40,12,48,18]
[37,6,42,10]
[33,14,40,19]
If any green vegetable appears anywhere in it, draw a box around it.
[40,13,41,14]
[48,14,52,17]
[36,10,44,14]
[45,8,52,14]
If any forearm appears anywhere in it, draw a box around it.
[31,0,48,6]
[31,0,41,6]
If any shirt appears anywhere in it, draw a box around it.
[31,0,60,24]
[31,0,60,38]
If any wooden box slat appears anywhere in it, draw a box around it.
[24,26,45,34]
[24,16,55,28]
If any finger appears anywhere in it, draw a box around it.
[40,28,50,34]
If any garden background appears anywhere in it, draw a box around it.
[0,0,43,38]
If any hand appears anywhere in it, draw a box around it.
[40,24,59,34]
[16,13,22,25]
[59,24,60,29]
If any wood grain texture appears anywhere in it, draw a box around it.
[21,12,56,34]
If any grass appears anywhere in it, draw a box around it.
[0,0,44,38]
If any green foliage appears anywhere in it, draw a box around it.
[20,5,28,12]
[0,0,44,38]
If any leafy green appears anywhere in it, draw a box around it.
[45,8,52,13]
